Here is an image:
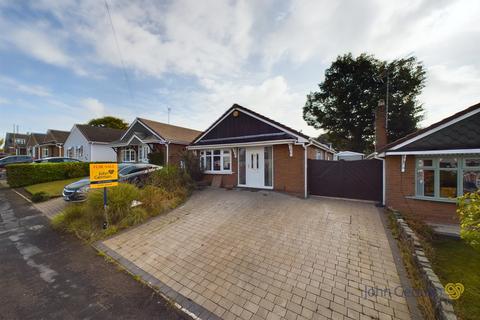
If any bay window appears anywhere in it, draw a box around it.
[415,156,480,200]
[200,149,232,173]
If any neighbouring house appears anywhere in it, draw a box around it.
[37,129,70,159]
[187,104,336,197]
[3,132,29,155]
[110,118,202,165]
[63,125,126,162]
[335,151,365,161]
[26,133,47,159]
[376,102,480,225]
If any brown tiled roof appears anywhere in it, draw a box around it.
[138,118,202,144]
[76,125,126,143]
[42,129,70,145]
[380,102,480,152]
[26,133,47,147]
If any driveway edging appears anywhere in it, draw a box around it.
[93,241,218,320]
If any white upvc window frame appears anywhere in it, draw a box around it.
[199,149,232,174]
[414,155,480,202]
[42,147,49,158]
[122,148,136,163]
[138,144,150,163]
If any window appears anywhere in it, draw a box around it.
[138,144,150,163]
[67,147,74,158]
[42,147,49,158]
[415,156,480,200]
[15,138,25,145]
[315,150,324,160]
[122,148,136,163]
[199,149,232,173]
[76,146,83,159]
[264,146,273,187]
[239,148,246,184]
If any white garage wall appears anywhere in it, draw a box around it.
[63,126,91,162]
[90,143,117,162]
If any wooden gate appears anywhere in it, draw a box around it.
[308,159,383,202]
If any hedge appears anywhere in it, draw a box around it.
[6,162,90,187]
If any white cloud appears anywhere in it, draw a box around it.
[421,64,480,125]
[167,76,320,137]
[81,98,105,118]
[0,76,51,97]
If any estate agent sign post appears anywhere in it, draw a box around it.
[89,163,119,229]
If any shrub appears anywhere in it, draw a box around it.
[104,184,141,224]
[148,165,193,192]
[148,151,165,166]
[140,185,170,214]
[180,150,204,181]
[6,162,89,187]
[457,192,480,250]
[31,191,51,203]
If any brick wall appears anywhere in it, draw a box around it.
[167,143,187,166]
[385,155,458,224]
[201,144,305,195]
[273,144,305,195]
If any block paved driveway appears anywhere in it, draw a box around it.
[102,188,413,320]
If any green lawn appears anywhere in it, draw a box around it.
[24,178,82,197]
[430,237,480,320]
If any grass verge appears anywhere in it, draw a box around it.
[24,177,81,197]
[389,209,480,320]
[430,237,480,320]
[52,166,193,242]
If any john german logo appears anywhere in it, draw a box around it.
[362,283,464,300]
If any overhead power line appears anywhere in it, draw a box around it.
[104,0,134,101]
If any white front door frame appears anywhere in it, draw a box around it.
[237,146,274,189]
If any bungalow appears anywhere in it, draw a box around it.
[3,132,29,155]
[38,129,70,159]
[63,125,126,162]
[110,118,202,165]
[26,133,47,159]
[187,104,336,197]
[377,102,480,225]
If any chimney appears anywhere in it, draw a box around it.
[375,99,388,152]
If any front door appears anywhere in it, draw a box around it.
[245,147,264,188]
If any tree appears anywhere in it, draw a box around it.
[303,53,426,153]
[0,137,4,151]
[457,192,480,250]
[87,116,128,129]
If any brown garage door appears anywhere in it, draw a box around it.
[308,159,383,202]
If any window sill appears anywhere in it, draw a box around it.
[405,196,457,204]
[204,171,233,175]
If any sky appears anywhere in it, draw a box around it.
[0,0,479,142]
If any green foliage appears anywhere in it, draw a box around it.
[431,237,480,320]
[52,179,190,242]
[148,165,193,192]
[457,192,480,249]
[180,150,204,181]
[105,183,141,225]
[303,53,426,153]
[147,151,165,166]
[31,191,50,203]
[87,116,128,129]
[7,162,89,187]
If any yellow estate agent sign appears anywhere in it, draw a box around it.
[89,163,119,189]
